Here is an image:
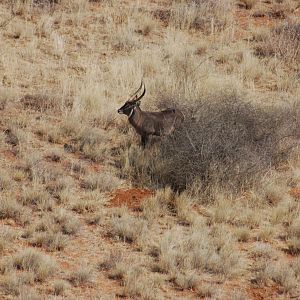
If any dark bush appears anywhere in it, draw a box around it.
[160,95,300,192]
[119,94,300,196]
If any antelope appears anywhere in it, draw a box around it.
[117,81,184,147]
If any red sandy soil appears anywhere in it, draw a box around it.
[235,9,277,31]
[289,187,300,199]
[0,2,299,299]
[109,188,154,211]
[1,149,17,161]
[247,285,281,300]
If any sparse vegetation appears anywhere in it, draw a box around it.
[151,223,242,279]
[20,184,54,210]
[52,279,70,296]
[238,0,258,10]
[121,266,161,300]
[81,172,121,192]
[0,249,56,282]
[196,283,219,298]
[170,0,233,33]
[0,0,300,298]
[0,193,28,224]
[21,209,80,251]
[255,21,300,66]
[253,259,298,293]
[68,264,94,286]
[30,231,67,251]
[110,208,148,243]
[122,96,300,194]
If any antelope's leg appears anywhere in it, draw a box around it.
[141,135,148,148]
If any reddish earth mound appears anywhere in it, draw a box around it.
[290,188,300,199]
[109,188,153,211]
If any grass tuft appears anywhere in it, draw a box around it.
[68,264,94,286]
[3,249,57,282]
[110,209,148,243]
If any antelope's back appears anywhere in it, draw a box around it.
[163,108,184,123]
[160,108,184,134]
[142,108,184,136]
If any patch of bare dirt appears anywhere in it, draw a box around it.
[109,188,153,211]
[234,8,276,34]
[247,285,280,300]
[290,187,300,199]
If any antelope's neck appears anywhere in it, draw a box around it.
[128,107,142,128]
[128,106,135,119]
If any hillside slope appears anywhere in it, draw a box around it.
[0,0,300,299]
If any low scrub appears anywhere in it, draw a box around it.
[162,96,300,193]
[151,224,241,279]
[52,279,70,296]
[0,194,28,224]
[29,231,67,251]
[255,22,300,66]
[68,264,94,286]
[170,0,232,33]
[110,209,148,243]
[120,94,300,196]
[1,249,56,282]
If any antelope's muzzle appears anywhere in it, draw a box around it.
[117,109,123,114]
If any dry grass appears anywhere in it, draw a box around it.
[20,184,53,210]
[1,249,56,282]
[0,271,35,296]
[21,209,80,251]
[170,271,200,290]
[30,231,67,251]
[253,260,298,293]
[255,22,300,67]
[0,0,300,299]
[196,283,220,298]
[0,239,5,254]
[52,279,70,296]
[238,0,258,10]
[71,198,99,213]
[0,195,22,220]
[286,216,300,254]
[120,95,300,195]
[99,251,161,299]
[0,170,12,191]
[170,0,233,33]
[110,208,148,243]
[42,209,80,235]
[85,212,103,225]
[235,227,251,242]
[121,266,161,300]
[0,193,29,224]
[81,172,122,192]
[151,223,242,280]
[68,263,94,286]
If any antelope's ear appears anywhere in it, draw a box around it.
[136,100,141,107]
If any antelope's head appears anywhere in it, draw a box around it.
[117,81,146,117]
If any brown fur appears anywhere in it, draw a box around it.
[128,106,184,146]
[118,82,184,147]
